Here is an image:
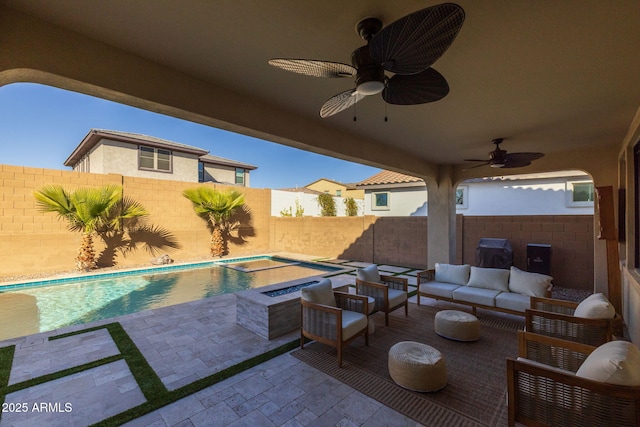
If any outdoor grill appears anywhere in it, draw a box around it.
[475,238,513,269]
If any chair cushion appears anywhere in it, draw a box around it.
[341,310,368,340]
[508,266,552,297]
[419,282,461,299]
[575,340,640,386]
[573,293,615,319]
[300,278,336,307]
[388,288,407,307]
[452,286,501,307]
[357,264,381,283]
[495,292,530,313]
[466,266,510,292]
[435,263,471,286]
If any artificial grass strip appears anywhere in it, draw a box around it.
[0,345,15,388]
[92,338,300,427]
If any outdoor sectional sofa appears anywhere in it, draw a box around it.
[417,264,553,316]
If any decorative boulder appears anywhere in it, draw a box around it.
[151,254,173,265]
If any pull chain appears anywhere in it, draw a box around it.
[384,102,388,122]
[353,103,357,122]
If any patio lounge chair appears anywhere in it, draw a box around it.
[355,264,408,326]
[507,331,640,426]
[526,293,622,346]
[300,279,369,367]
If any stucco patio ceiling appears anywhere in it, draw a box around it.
[3,1,640,181]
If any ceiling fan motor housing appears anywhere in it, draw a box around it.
[351,46,385,95]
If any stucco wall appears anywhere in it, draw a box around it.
[363,187,428,216]
[96,139,200,182]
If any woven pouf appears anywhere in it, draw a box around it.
[434,310,480,342]
[388,341,447,392]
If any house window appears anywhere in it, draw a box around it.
[456,185,468,209]
[566,180,594,207]
[372,192,390,210]
[139,146,172,172]
[235,168,245,185]
[198,162,204,182]
[336,190,342,197]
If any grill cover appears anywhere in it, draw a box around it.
[475,238,513,269]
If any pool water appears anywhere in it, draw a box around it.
[0,257,338,341]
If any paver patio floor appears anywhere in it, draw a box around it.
[0,265,421,426]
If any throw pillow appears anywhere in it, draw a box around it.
[508,266,552,297]
[435,263,471,286]
[466,266,510,292]
[300,278,336,307]
[573,293,615,319]
[357,264,381,283]
[575,340,640,386]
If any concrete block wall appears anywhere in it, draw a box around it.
[461,215,593,289]
[0,165,272,277]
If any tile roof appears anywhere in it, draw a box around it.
[357,170,424,186]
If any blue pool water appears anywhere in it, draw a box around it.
[0,256,339,341]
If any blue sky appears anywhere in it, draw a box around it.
[0,83,380,189]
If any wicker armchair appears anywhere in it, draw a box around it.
[507,332,640,426]
[526,296,622,346]
[300,291,369,367]
[356,269,408,326]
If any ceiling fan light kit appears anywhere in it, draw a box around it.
[268,3,465,118]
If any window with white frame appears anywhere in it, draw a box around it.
[372,191,390,210]
[456,185,468,209]
[139,146,172,172]
[566,180,594,207]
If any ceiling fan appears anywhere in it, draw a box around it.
[268,3,465,118]
[464,139,545,169]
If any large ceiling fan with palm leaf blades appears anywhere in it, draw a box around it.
[268,3,465,118]
[464,139,545,169]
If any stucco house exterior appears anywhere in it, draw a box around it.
[305,178,364,199]
[357,170,594,216]
[64,129,257,185]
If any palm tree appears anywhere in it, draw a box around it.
[182,187,245,257]
[33,185,148,270]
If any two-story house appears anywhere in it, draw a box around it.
[64,129,257,185]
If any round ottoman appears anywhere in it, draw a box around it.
[388,341,447,392]
[434,310,480,342]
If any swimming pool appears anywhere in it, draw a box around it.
[0,256,342,341]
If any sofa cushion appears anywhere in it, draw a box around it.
[419,282,462,299]
[453,286,501,307]
[495,292,531,313]
[466,267,510,292]
[435,263,471,286]
[300,278,336,307]
[573,293,615,319]
[388,288,408,307]
[575,340,640,386]
[357,264,381,283]
[508,266,552,297]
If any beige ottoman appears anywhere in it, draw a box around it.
[388,341,447,392]
[434,310,480,342]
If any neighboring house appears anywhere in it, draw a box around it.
[271,188,364,217]
[64,129,257,185]
[305,178,364,199]
[357,170,595,216]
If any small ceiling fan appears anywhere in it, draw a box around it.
[464,139,545,169]
[268,3,465,118]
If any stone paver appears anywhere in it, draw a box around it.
[0,259,424,427]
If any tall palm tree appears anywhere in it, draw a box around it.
[182,187,245,257]
[33,185,148,270]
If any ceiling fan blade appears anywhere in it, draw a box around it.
[320,89,365,118]
[382,68,449,105]
[505,152,545,163]
[502,160,532,168]
[369,3,465,75]
[268,59,356,78]
[462,162,490,171]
